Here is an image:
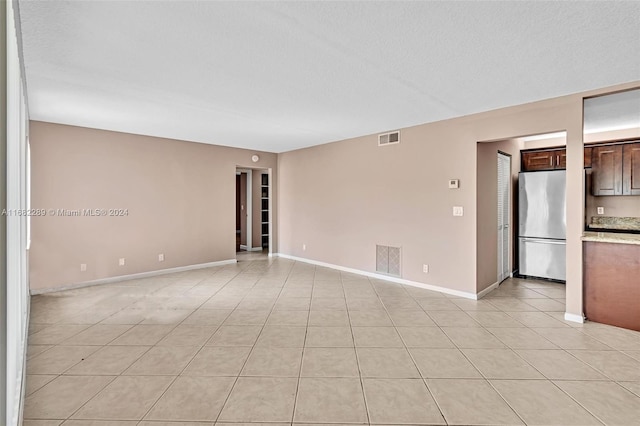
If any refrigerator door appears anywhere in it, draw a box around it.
[519,237,566,281]
[519,170,566,240]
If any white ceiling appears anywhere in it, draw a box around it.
[18,1,640,153]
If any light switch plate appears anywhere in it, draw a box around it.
[453,206,464,216]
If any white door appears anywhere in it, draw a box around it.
[497,153,511,282]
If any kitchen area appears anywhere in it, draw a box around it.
[518,88,640,332]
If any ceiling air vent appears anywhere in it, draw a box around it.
[378,131,400,146]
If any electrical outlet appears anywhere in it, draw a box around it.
[119,258,125,266]
[158,253,164,262]
[423,264,429,273]
[597,207,604,215]
[302,244,306,251]
[80,263,87,272]
[453,206,464,216]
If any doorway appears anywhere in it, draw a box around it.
[497,152,511,283]
[235,168,271,256]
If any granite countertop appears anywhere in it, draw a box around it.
[588,216,640,232]
[582,231,640,245]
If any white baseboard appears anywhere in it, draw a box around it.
[564,312,585,323]
[30,259,238,295]
[274,253,478,300]
[477,280,500,299]
[248,246,263,252]
[239,244,248,250]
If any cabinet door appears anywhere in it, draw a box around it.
[555,150,567,169]
[592,145,623,195]
[623,143,640,195]
[584,147,593,168]
[522,151,555,171]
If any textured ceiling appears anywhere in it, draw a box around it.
[18,1,640,153]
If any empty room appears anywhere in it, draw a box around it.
[3,1,640,425]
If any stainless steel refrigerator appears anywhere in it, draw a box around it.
[518,170,566,281]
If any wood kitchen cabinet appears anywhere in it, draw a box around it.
[623,142,640,195]
[584,241,640,331]
[521,148,566,171]
[584,147,592,168]
[591,144,623,195]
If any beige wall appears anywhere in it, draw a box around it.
[278,82,640,318]
[29,121,277,291]
[476,139,523,292]
[1,2,7,418]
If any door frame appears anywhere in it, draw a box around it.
[236,168,253,251]
[497,151,512,283]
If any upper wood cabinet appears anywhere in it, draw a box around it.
[584,147,593,168]
[592,144,623,195]
[623,142,640,195]
[521,149,565,171]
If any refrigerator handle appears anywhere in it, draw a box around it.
[520,237,565,245]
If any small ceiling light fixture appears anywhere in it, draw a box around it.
[251,155,260,163]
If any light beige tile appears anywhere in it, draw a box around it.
[25,375,56,396]
[66,345,150,375]
[255,326,306,347]
[555,381,640,425]
[63,421,138,425]
[492,380,602,425]
[301,347,359,377]
[505,311,568,327]
[305,327,353,347]
[72,376,172,420]
[580,326,640,350]
[352,326,403,347]
[23,421,62,426]
[409,348,482,379]
[396,327,455,348]
[182,346,251,376]
[235,297,276,310]
[157,325,217,346]
[357,348,420,378]
[488,327,559,349]
[267,310,309,326]
[27,345,53,359]
[182,309,232,325]
[124,346,199,375]
[427,379,523,425]
[569,350,640,380]
[345,298,385,311]
[62,324,132,345]
[348,310,393,326]
[273,297,310,311]
[29,324,90,345]
[27,345,100,374]
[467,311,524,328]
[532,327,612,350]
[100,308,147,325]
[416,298,460,311]
[207,325,262,346]
[619,381,640,397]
[451,299,499,311]
[521,298,566,312]
[241,347,303,377]
[516,350,607,380]
[223,309,270,325]
[140,308,193,324]
[308,310,350,327]
[110,324,175,345]
[138,422,212,426]
[485,297,537,311]
[428,311,479,327]
[386,310,436,326]
[294,378,367,424]
[218,377,297,422]
[462,348,543,379]
[442,327,506,348]
[311,297,347,310]
[24,375,113,419]
[145,376,235,421]
[380,296,421,310]
[363,378,445,425]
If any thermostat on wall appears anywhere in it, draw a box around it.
[448,179,460,189]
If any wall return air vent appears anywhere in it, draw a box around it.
[378,131,400,146]
[376,245,401,276]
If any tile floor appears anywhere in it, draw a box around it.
[23,256,640,425]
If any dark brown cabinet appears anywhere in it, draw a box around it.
[623,143,640,195]
[521,148,565,171]
[591,145,623,195]
[584,147,593,168]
